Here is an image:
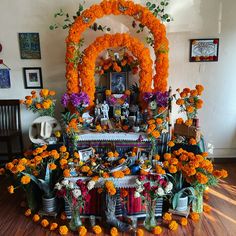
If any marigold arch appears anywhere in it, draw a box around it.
[78,33,153,105]
[65,0,169,96]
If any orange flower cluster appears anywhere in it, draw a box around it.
[105,180,116,195]
[168,220,178,231]
[21,89,56,116]
[78,33,153,106]
[65,0,169,98]
[175,85,204,120]
[164,149,228,189]
[92,225,102,234]
[97,52,139,75]
[146,118,166,139]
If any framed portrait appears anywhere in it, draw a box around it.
[137,149,150,162]
[23,67,43,89]
[18,33,41,59]
[110,71,128,94]
[78,147,94,162]
[0,69,11,88]
[190,38,219,62]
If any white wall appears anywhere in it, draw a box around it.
[0,0,235,158]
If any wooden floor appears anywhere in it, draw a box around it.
[0,163,236,236]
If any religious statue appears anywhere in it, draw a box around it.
[101,100,110,119]
[94,99,101,117]
[122,101,129,118]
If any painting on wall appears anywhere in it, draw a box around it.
[18,33,41,59]
[0,69,11,88]
[190,38,219,62]
[23,67,43,89]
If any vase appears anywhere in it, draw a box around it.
[69,207,82,231]
[42,196,57,213]
[192,192,203,213]
[144,199,157,231]
[176,196,188,212]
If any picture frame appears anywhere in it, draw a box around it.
[18,33,41,59]
[78,147,94,162]
[189,38,219,62]
[23,67,43,89]
[110,71,128,94]
[0,69,11,88]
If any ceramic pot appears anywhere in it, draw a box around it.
[42,196,57,213]
[176,196,188,212]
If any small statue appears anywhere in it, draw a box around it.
[101,100,110,119]
[122,101,129,118]
[95,99,101,117]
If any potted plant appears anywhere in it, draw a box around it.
[167,172,195,212]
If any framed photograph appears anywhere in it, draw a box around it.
[0,69,11,88]
[110,72,128,94]
[23,67,43,89]
[190,38,219,62]
[78,147,94,162]
[137,149,150,162]
[18,33,41,59]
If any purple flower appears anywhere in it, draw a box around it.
[155,91,169,107]
[70,92,90,107]
[143,92,154,102]
[61,93,70,107]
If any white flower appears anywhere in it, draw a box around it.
[61,179,69,186]
[134,191,141,198]
[135,179,141,185]
[165,182,173,193]
[157,187,165,196]
[68,182,74,189]
[137,187,144,193]
[55,183,62,190]
[72,189,81,198]
[87,180,95,190]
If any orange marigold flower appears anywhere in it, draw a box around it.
[48,163,57,170]
[190,212,200,221]
[180,217,188,226]
[176,118,183,124]
[190,89,198,96]
[151,130,160,139]
[164,153,171,161]
[0,168,5,175]
[137,228,144,236]
[105,90,112,96]
[168,165,177,174]
[189,138,197,145]
[60,146,67,153]
[107,152,114,158]
[49,90,56,96]
[21,175,31,185]
[185,119,193,127]
[60,212,67,220]
[24,209,31,217]
[167,141,175,147]
[78,226,87,236]
[97,188,103,194]
[96,125,102,132]
[186,106,194,113]
[147,119,155,125]
[176,99,184,105]
[33,214,40,222]
[154,154,160,160]
[8,185,14,194]
[92,225,102,234]
[180,92,187,98]
[163,212,172,221]
[103,172,109,178]
[114,151,119,157]
[40,89,49,97]
[50,222,58,231]
[155,118,163,124]
[63,169,70,177]
[110,227,118,236]
[41,219,49,228]
[59,225,69,235]
[153,226,162,235]
[169,220,178,230]
[81,165,90,173]
[203,205,211,213]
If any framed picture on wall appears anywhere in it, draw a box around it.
[0,69,11,88]
[18,33,41,59]
[23,67,43,89]
[110,71,128,94]
[190,38,219,62]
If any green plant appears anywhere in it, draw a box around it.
[167,172,195,210]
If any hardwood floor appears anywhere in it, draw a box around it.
[0,163,236,236]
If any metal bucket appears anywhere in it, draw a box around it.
[42,196,57,213]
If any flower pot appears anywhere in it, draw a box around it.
[176,196,188,212]
[69,208,82,231]
[42,196,57,213]
[192,192,203,213]
[144,199,157,231]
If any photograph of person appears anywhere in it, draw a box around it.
[110,72,127,94]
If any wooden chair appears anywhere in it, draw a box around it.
[0,100,24,160]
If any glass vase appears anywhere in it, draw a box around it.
[192,191,203,213]
[69,207,82,231]
[144,199,157,231]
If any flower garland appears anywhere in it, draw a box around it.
[65,0,169,100]
[78,33,153,106]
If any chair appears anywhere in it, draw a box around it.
[0,99,24,160]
